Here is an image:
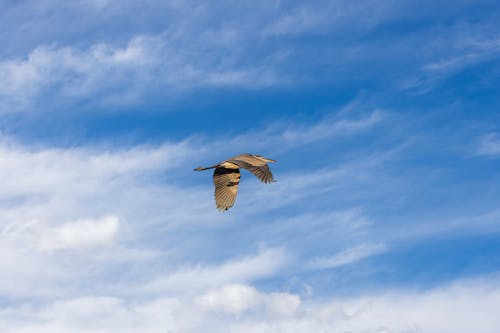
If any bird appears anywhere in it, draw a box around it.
[194,153,276,211]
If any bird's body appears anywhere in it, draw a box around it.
[194,153,276,211]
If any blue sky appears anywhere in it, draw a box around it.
[1,0,500,332]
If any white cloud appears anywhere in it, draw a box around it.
[0,109,491,301]
[39,215,119,251]
[0,139,207,298]
[422,36,500,74]
[308,242,387,270]
[0,140,198,223]
[0,109,387,299]
[2,1,499,114]
[213,107,385,168]
[141,247,289,294]
[263,1,387,37]
[279,110,384,145]
[265,292,301,317]
[478,133,500,156]
[196,284,262,315]
[0,107,496,329]
[404,33,500,92]
[196,284,300,317]
[0,37,162,110]
[0,33,284,113]
[1,276,500,333]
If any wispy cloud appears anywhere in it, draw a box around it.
[478,133,500,156]
[0,2,499,332]
[38,215,119,251]
[307,242,387,270]
[211,108,385,159]
[196,284,300,316]
[279,110,384,145]
[0,34,285,113]
[140,247,289,295]
[0,103,495,301]
[402,32,500,92]
[0,139,204,298]
[2,1,498,116]
[1,275,500,332]
[0,107,389,300]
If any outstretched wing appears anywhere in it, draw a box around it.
[244,163,274,183]
[213,166,241,211]
[228,155,275,184]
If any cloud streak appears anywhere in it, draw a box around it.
[141,247,290,295]
[0,33,284,113]
[308,242,387,270]
[1,276,500,333]
[478,133,500,157]
[38,215,119,251]
[2,1,499,114]
[0,2,499,332]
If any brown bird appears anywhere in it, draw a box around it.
[194,153,276,211]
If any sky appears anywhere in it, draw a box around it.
[1,0,500,332]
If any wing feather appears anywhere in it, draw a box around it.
[229,153,268,166]
[246,164,274,183]
[228,159,274,183]
[213,167,240,211]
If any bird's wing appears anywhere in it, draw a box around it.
[229,159,275,184]
[229,153,267,166]
[213,166,241,211]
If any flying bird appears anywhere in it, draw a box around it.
[194,153,276,211]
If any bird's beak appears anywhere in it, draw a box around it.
[266,158,277,163]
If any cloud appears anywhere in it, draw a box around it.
[196,284,262,315]
[402,32,500,92]
[478,133,500,156]
[308,242,387,270]
[213,108,385,161]
[196,284,300,316]
[0,140,199,222]
[0,105,494,301]
[3,1,497,114]
[141,247,289,295]
[0,107,388,298]
[422,35,500,72]
[262,1,397,37]
[0,139,206,298]
[0,101,496,326]
[279,110,384,146]
[1,276,500,332]
[0,32,284,113]
[39,215,119,251]
[1,2,499,332]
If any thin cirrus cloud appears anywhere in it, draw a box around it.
[307,242,387,270]
[0,108,390,302]
[478,133,500,157]
[0,34,284,113]
[278,110,384,146]
[0,1,499,332]
[211,105,385,160]
[139,247,290,295]
[1,1,498,115]
[0,108,384,233]
[403,36,500,92]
